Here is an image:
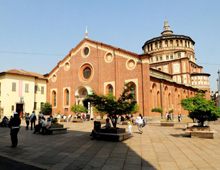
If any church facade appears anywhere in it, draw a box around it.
[46,21,210,118]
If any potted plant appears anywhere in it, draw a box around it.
[181,93,220,138]
[71,104,87,123]
[151,107,163,119]
[41,102,52,115]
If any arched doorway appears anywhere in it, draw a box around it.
[75,86,93,118]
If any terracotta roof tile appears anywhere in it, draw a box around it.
[2,69,45,79]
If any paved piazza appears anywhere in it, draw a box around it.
[0,120,220,170]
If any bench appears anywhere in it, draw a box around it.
[97,132,130,141]
[160,122,175,126]
[72,119,83,123]
[47,127,68,134]
[190,131,216,139]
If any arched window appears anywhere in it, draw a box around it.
[157,91,161,108]
[128,82,136,101]
[52,91,56,107]
[152,83,157,108]
[175,88,178,110]
[165,40,168,47]
[170,40,173,47]
[64,89,69,106]
[168,93,171,109]
[106,84,113,94]
[165,86,169,110]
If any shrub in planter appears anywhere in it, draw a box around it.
[181,93,220,127]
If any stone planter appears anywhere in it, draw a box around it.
[187,126,210,131]
[190,131,215,139]
[160,121,175,126]
[51,124,64,128]
[72,119,83,123]
[100,128,126,134]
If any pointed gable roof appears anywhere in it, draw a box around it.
[48,38,143,76]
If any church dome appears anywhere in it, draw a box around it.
[142,20,195,52]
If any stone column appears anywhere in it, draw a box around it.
[162,40,165,48]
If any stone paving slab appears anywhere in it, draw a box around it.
[0,120,220,169]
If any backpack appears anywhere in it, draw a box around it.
[32,115,36,121]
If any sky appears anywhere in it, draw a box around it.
[0,0,220,91]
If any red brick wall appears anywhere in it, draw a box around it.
[47,41,150,117]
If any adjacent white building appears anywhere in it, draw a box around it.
[0,69,47,118]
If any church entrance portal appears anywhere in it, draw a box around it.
[75,86,93,119]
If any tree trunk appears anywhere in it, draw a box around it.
[110,116,117,128]
[201,121,204,127]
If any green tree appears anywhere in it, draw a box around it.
[71,104,87,114]
[93,106,106,119]
[41,102,52,115]
[84,83,137,128]
[169,109,174,114]
[151,107,163,119]
[181,93,220,126]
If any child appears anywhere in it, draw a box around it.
[127,118,132,134]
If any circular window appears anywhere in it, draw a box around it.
[126,59,136,70]
[52,74,57,82]
[104,52,113,63]
[82,46,90,58]
[79,63,94,82]
[84,47,89,55]
[64,62,70,71]
[83,67,91,79]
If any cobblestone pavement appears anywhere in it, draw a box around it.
[0,120,220,170]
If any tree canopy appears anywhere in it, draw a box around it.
[71,104,87,114]
[181,93,220,126]
[41,102,52,115]
[151,107,163,118]
[84,83,138,128]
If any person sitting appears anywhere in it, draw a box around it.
[90,121,101,140]
[121,116,125,122]
[41,118,51,135]
[104,118,111,129]
[33,117,44,134]
[0,116,9,127]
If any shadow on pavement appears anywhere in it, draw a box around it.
[0,124,157,170]
[170,133,191,138]
[0,155,46,170]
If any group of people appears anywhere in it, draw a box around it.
[24,111,37,130]
[165,112,182,122]
[33,117,52,135]
[90,114,146,139]
[24,111,53,134]
[166,112,172,121]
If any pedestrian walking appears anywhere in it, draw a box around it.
[30,111,36,130]
[8,112,21,147]
[25,112,30,129]
[127,118,132,134]
[136,114,143,134]
[178,114,182,122]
